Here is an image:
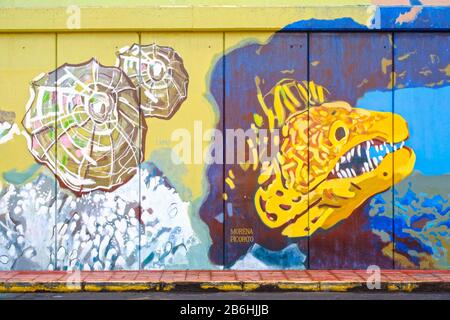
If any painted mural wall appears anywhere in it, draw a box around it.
[0,2,449,271]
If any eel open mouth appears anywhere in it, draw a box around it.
[327,139,407,180]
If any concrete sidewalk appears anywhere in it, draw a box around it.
[1,270,449,293]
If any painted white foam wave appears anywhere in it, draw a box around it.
[0,163,198,270]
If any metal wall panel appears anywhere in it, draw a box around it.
[0,34,56,270]
[308,33,394,269]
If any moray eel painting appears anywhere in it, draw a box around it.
[198,30,450,268]
[229,78,415,238]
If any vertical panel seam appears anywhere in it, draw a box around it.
[54,32,58,271]
[391,31,396,270]
[306,31,311,270]
[222,31,226,269]
[138,31,142,271]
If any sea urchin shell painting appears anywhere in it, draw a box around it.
[117,43,189,119]
[22,58,146,195]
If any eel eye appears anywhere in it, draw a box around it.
[329,120,349,145]
[335,127,346,141]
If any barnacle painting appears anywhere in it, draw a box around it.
[22,58,146,194]
[117,43,189,119]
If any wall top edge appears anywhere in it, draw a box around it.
[0,5,448,32]
[1,5,449,8]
